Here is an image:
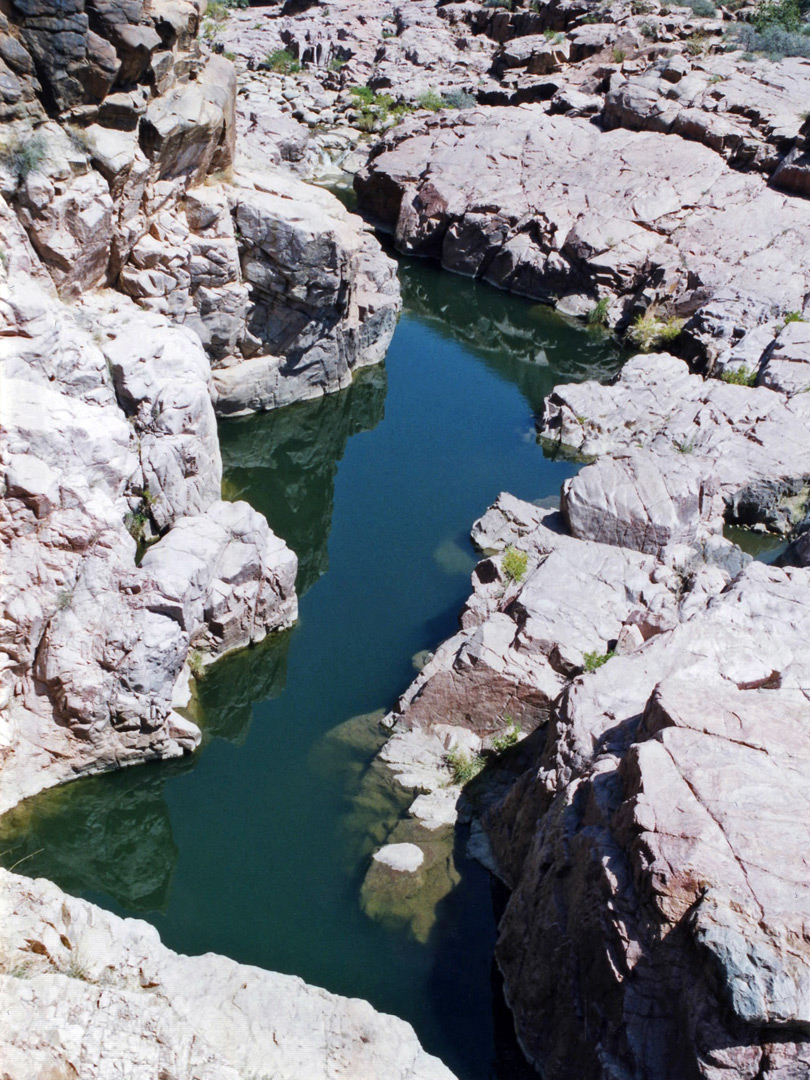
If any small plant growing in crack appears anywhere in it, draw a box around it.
[583,649,615,673]
[721,365,757,386]
[501,544,529,583]
[445,747,486,785]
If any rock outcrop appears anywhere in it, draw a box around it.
[0,205,298,814]
[541,352,810,554]
[355,105,810,363]
[376,481,810,1079]
[0,868,456,1080]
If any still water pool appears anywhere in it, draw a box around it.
[0,258,625,1079]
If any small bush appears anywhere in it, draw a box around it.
[265,48,301,73]
[350,84,376,104]
[502,544,529,583]
[417,89,445,111]
[188,649,207,680]
[491,718,521,753]
[783,310,805,323]
[443,88,477,109]
[628,311,684,351]
[2,132,48,181]
[124,510,148,541]
[639,20,659,38]
[721,364,757,385]
[733,22,810,57]
[583,649,615,673]
[684,0,717,14]
[612,47,627,62]
[446,748,486,785]
[328,56,347,71]
[483,0,514,8]
[56,589,73,612]
[587,296,610,326]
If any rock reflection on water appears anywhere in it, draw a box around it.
[399,258,625,416]
[219,362,388,594]
[0,764,183,912]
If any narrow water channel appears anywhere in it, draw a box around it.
[0,258,625,1079]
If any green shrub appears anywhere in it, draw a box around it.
[784,310,805,323]
[491,718,521,753]
[188,649,207,680]
[446,748,486,784]
[684,0,717,15]
[417,89,445,111]
[720,364,757,385]
[612,47,627,62]
[502,544,529,582]
[265,48,301,73]
[639,20,659,38]
[443,88,477,109]
[350,84,376,104]
[2,132,48,181]
[583,649,614,672]
[483,0,514,8]
[328,56,347,70]
[56,589,73,611]
[627,311,684,351]
[587,296,610,326]
[124,510,148,541]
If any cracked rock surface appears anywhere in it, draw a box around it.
[0,868,457,1080]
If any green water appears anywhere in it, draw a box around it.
[0,260,625,1080]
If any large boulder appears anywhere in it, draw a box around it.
[355,107,810,360]
[0,868,457,1080]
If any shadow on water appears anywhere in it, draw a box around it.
[0,258,627,1079]
[220,362,388,595]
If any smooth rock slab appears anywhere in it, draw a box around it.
[356,107,810,358]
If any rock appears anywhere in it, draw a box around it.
[0,868,458,1080]
[603,54,810,175]
[355,107,810,359]
[373,842,425,872]
[211,170,400,414]
[140,499,298,657]
[139,54,236,185]
[759,318,810,395]
[490,558,810,1080]
[0,219,297,813]
[540,353,810,549]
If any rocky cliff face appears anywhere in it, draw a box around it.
[0,868,456,1080]
[0,0,400,809]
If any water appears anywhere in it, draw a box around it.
[0,258,625,1080]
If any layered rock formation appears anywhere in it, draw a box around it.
[0,0,399,808]
[355,105,810,366]
[0,868,456,1080]
[378,477,810,1078]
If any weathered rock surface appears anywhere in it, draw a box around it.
[0,868,457,1080]
[0,192,297,815]
[355,106,810,361]
[376,484,810,1078]
[540,352,810,553]
[210,170,400,414]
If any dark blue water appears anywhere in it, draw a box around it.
[0,258,625,1079]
